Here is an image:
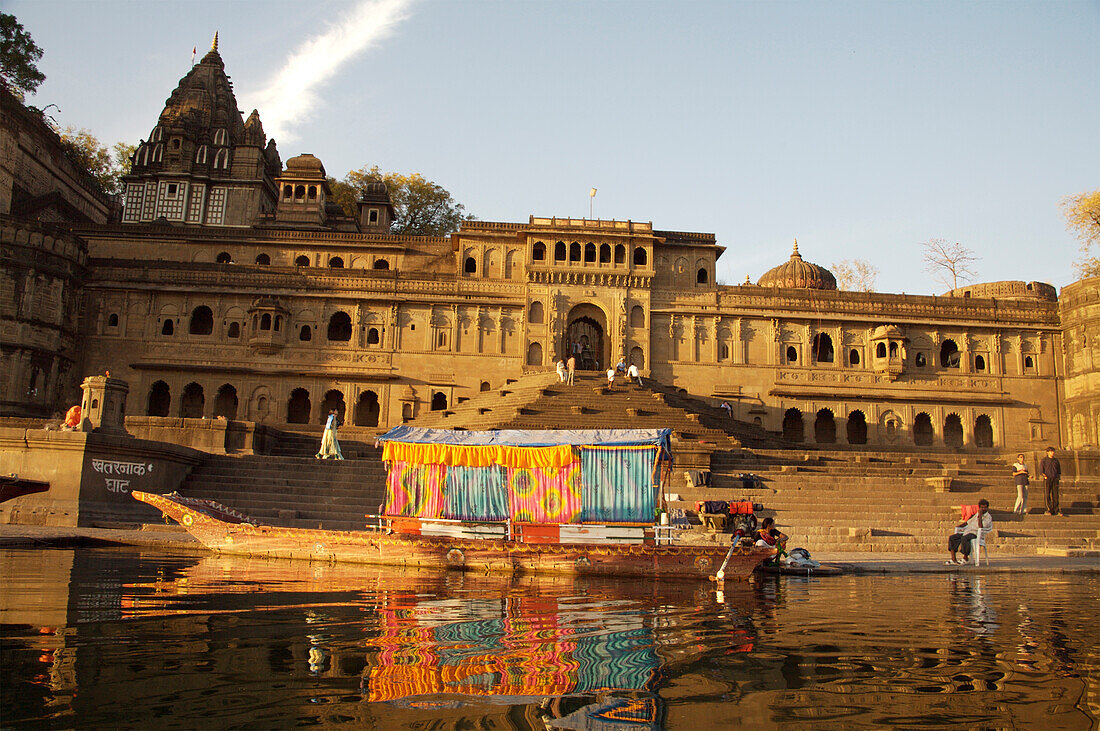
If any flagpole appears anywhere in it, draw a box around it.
[588,187,597,220]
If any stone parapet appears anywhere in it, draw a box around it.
[0,428,202,526]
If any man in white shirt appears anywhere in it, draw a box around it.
[947,498,991,565]
[606,367,616,390]
[627,363,641,385]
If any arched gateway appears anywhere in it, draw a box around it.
[564,304,608,371]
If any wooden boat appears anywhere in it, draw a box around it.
[133,427,775,581]
[132,490,773,580]
[0,475,49,503]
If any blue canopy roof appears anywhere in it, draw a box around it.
[377,426,672,451]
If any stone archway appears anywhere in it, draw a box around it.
[565,303,608,371]
[782,408,804,442]
[287,388,311,424]
[354,390,379,427]
[147,381,170,417]
[320,389,346,424]
[180,382,204,418]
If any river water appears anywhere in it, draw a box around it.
[1,547,1097,729]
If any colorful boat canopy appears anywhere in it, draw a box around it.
[377,427,672,468]
[378,428,672,524]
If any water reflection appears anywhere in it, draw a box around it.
[1,547,1098,729]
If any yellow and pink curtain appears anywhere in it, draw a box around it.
[506,463,582,523]
[382,441,573,469]
[385,461,447,517]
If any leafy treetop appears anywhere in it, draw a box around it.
[330,165,473,236]
[0,12,44,99]
[1061,190,1100,278]
[58,128,134,196]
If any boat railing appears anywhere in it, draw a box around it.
[367,514,680,545]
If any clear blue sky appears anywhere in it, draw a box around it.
[12,0,1099,293]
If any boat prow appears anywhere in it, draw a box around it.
[0,475,49,504]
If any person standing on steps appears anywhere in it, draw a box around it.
[606,366,616,390]
[566,355,576,386]
[555,358,566,383]
[316,409,344,460]
[1011,453,1029,517]
[1039,446,1062,516]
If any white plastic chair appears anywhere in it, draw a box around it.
[954,525,991,566]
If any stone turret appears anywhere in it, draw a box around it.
[357,180,395,233]
[275,154,330,227]
[120,33,279,227]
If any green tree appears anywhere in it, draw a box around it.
[1061,190,1100,278]
[113,141,136,179]
[59,128,130,195]
[830,258,879,292]
[0,12,44,99]
[334,165,473,236]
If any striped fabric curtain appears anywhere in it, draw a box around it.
[506,463,582,524]
[444,465,509,521]
[579,446,657,522]
[384,461,447,518]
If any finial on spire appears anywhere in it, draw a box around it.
[792,238,800,257]
[212,32,219,52]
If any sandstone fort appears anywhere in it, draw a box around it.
[2,39,1098,547]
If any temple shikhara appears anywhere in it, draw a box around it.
[2,37,1097,457]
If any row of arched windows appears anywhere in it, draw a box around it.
[777,335,1027,372]
[281,184,321,201]
[151,306,384,345]
[145,381,387,427]
[780,408,994,448]
[135,143,229,169]
[528,242,649,267]
[211,252,391,269]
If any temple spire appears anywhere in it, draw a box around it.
[792,239,800,258]
[211,32,219,52]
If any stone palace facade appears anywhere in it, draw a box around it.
[2,40,1097,451]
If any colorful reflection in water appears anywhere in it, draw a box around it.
[1,548,1098,729]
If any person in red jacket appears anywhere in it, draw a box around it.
[756,516,788,564]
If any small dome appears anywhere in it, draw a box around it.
[757,240,837,290]
[871,325,905,340]
[365,180,388,195]
[285,153,324,172]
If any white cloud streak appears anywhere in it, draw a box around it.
[242,0,413,143]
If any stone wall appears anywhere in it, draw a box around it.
[0,428,202,526]
[1061,276,1100,449]
[0,217,89,416]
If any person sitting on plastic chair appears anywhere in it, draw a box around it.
[947,498,992,566]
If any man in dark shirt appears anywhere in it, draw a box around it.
[1039,446,1063,516]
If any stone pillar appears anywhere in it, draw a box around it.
[80,375,130,435]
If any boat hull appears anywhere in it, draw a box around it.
[133,491,773,581]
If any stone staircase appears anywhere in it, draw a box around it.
[670,449,1100,553]
[173,452,388,531]
[144,371,1098,554]
[408,371,783,467]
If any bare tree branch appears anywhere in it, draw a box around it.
[830,258,879,292]
[921,238,980,292]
